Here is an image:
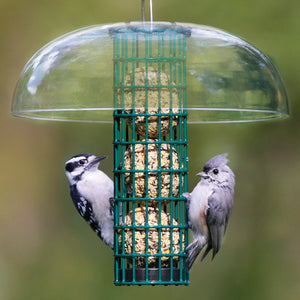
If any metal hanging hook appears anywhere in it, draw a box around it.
[142,0,153,23]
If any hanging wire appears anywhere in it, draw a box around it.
[142,0,153,23]
[142,0,145,22]
[149,0,153,23]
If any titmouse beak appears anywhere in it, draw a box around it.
[197,171,209,179]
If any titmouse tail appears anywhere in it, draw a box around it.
[201,243,213,261]
[186,239,206,271]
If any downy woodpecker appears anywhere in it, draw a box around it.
[65,153,114,248]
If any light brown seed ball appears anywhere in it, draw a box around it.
[124,141,180,206]
[119,207,184,268]
[118,67,180,138]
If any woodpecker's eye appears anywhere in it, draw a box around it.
[213,168,219,175]
[79,159,86,165]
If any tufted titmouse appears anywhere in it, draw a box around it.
[183,153,235,271]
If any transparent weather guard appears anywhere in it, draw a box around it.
[12,22,289,123]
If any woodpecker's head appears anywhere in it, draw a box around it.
[65,153,106,185]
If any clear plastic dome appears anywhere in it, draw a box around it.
[12,22,289,123]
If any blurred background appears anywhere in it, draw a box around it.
[1,0,299,299]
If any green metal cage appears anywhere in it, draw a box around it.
[112,24,190,285]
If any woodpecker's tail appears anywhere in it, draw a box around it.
[186,239,206,271]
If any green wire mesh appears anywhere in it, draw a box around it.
[112,25,190,285]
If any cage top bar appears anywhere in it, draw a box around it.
[12,22,289,123]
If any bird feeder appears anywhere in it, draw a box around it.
[11,0,289,286]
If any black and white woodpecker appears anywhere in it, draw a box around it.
[65,153,114,248]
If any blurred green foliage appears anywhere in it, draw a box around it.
[1,0,299,299]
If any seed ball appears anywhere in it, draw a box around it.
[119,207,184,268]
[118,67,180,138]
[124,141,180,206]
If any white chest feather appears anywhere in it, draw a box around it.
[188,181,213,236]
[77,170,113,223]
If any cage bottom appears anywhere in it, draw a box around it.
[116,268,188,285]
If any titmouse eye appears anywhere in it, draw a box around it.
[213,168,219,175]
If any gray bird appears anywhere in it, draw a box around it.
[183,153,235,271]
[65,154,114,248]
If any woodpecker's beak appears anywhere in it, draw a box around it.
[93,156,106,164]
[86,156,106,170]
[197,171,209,179]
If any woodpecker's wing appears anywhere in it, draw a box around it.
[70,185,103,238]
[201,189,232,260]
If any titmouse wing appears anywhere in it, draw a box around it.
[203,190,230,259]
